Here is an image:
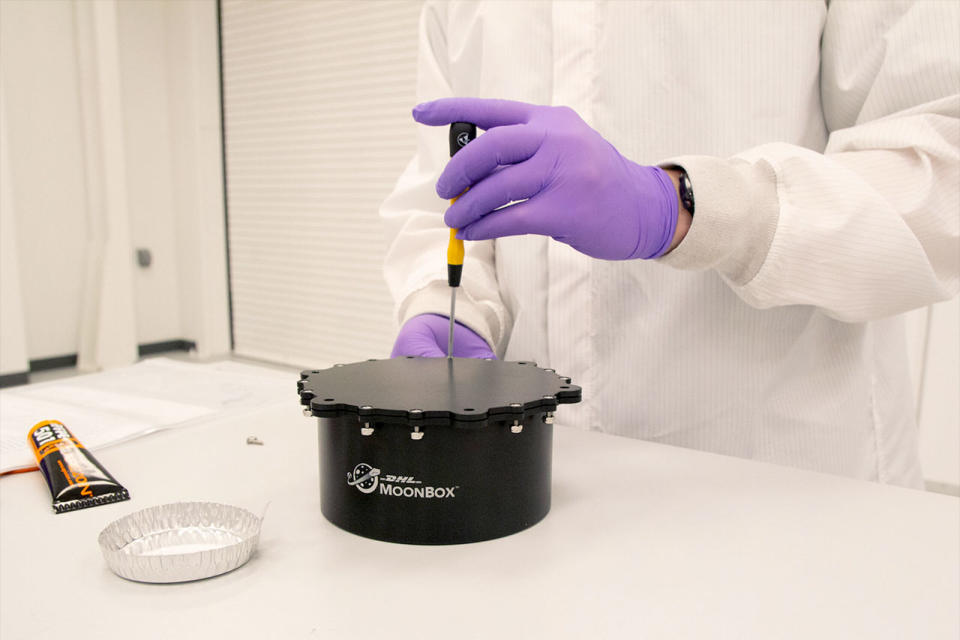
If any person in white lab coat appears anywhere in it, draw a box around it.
[380,1,960,488]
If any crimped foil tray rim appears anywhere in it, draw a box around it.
[98,501,263,584]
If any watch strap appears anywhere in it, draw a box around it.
[677,168,695,216]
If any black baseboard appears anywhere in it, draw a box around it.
[29,354,78,372]
[0,371,29,388]
[138,339,196,357]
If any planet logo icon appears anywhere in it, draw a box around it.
[346,463,380,494]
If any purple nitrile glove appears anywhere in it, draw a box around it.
[412,98,678,260]
[391,314,496,359]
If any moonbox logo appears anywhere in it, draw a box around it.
[346,463,457,499]
[346,463,380,493]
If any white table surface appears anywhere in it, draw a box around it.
[1,401,957,639]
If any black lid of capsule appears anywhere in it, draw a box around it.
[298,357,580,429]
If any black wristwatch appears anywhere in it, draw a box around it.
[677,168,695,216]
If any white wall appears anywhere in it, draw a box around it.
[0,0,91,361]
[0,85,29,377]
[220,0,422,368]
[164,0,232,360]
[72,0,139,370]
[0,0,229,367]
[116,0,183,345]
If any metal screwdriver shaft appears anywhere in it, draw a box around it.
[446,122,477,359]
[448,286,457,357]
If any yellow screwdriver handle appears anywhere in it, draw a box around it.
[447,227,464,266]
[447,188,465,268]
[446,122,475,287]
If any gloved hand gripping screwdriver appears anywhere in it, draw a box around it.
[446,122,477,358]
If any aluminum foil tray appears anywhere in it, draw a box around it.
[98,502,262,583]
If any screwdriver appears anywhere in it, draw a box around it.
[446,122,477,358]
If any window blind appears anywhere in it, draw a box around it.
[220,0,423,368]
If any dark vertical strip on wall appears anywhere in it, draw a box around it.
[216,0,236,350]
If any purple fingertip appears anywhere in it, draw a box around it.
[411,103,429,122]
[436,180,453,199]
[455,229,467,240]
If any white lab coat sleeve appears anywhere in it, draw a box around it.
[658,0,959,322]
[379,2,510,351]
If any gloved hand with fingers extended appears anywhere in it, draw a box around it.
[390,314,496,359]
[413,98,679,260]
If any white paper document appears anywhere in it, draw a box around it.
[0,358,296,473]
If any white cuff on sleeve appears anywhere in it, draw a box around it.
[657,154,781,286]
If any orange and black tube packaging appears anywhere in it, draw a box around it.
[28,420,130,514]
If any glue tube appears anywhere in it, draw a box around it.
[28,420,130,514]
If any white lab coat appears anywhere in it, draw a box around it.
[380,1,960,488]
